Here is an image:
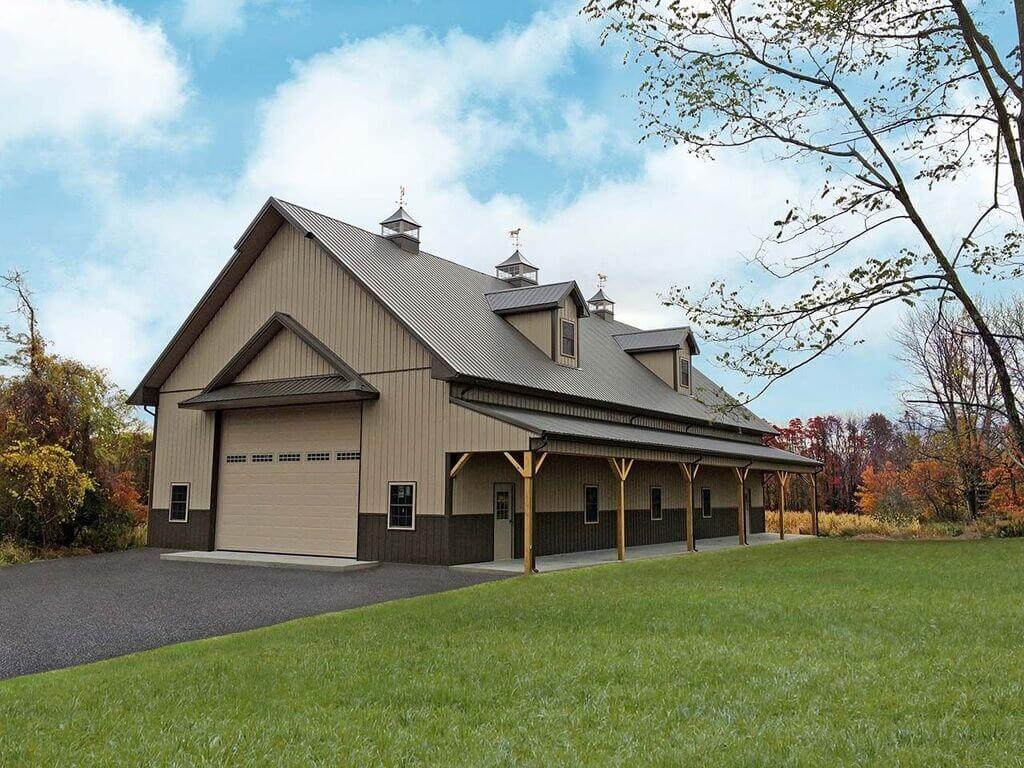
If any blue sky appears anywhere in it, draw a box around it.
[0,0,958,425]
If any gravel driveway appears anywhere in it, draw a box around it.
[0,548,506,680]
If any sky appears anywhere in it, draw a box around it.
[0,0,1003,426]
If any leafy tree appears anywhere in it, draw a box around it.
[0,440,92,547]
[584,0,1024,457]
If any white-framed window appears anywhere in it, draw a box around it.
[337,451,361,461]
[169,483,189,524]
[584,484,599,525]
[388,482,416,530]
[306,452,331,461]
[679,357,691,389]
[650,486,663,521]
[701,487,712,519]
[278,452,300,462]
[252,453,273,463]
[560,318,577,358]
[225,454,246,463]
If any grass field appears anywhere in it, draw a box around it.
[2,539,1023,767]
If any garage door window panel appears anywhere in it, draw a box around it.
[388,482,416,530]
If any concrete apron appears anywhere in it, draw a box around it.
[161,550,379,573]
[452,532,813,574]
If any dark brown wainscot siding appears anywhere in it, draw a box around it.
[514,508,689,558]
[749,506,766,534]
[357,513,448,564]
[513,505,760,557]
[147,509,215,550]
[448,514,493,565]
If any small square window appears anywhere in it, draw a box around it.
[584,485,599,524]
[650,487,663,521]
[701,488,712,519]
[679,357,691,389]
[169,483,189,524]
[560,319,576,358]
[388,482,416,530]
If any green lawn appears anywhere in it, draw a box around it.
[3,540,1023,767]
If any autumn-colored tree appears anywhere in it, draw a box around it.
[0,441,92,546]
[856,464,916,525]
[0,272,151,550]
[904,460,962,521]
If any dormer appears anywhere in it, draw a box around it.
[486,281,589,367]
[613,327,700,393]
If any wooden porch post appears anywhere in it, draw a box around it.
[504,451,535,574]
[776,470,790,540]
[810,472,819,536]
[733,466,749,546]
[679,462,699,552]
[608,458,634,561]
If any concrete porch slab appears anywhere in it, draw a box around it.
[452,532,813,574]
[160,550,379,573]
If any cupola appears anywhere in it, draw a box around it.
[380,192,421,254]
[495,249,538,287]
[588,287,615,320]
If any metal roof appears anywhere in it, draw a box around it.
[588,288,613,304]
[276,198,775,433]
[132,197,778,435]
[495,249,537,269]
[380,206,420,227]
[613,327,700,355]
[484,281,588,316]
[455,401,817,467]
[179,375,379,411]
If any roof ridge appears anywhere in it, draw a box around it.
[273,197,506,284]
[483,280,575,296]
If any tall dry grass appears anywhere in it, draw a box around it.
[765,510,921,537]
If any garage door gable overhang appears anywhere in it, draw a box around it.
[178,312,379,411]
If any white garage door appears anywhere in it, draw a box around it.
[215,403,361,557]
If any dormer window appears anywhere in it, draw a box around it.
[679,357,691,389]
[560,319,577,358]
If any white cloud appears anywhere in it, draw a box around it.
[0,0,187,149]
[180,0,305,40]
[36,6,811,389]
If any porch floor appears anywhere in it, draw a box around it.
[452,532,813,574]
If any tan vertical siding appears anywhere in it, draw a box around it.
[359,369,532,518]
[452,452,523,516]
[632,350,675,388]
[451,454,746,515]
[152,390,215,509]
[235,329,333,382]
[506,310,553,358]
[164,224,430,391]
[555,301,578,367]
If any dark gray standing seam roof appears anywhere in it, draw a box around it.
[273,199,776,434]
[484,282,586,315]
[454,401,818,467]
[614,327,699,354]
[179,375,379,410]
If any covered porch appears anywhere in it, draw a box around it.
[450,400,822,574]
[454,532,812,574]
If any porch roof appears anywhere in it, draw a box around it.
[456,400,819,470]
[179,375,379,411]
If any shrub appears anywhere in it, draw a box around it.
[0,440,92,547]
[765,510,921,537]
[72,488,141,553]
